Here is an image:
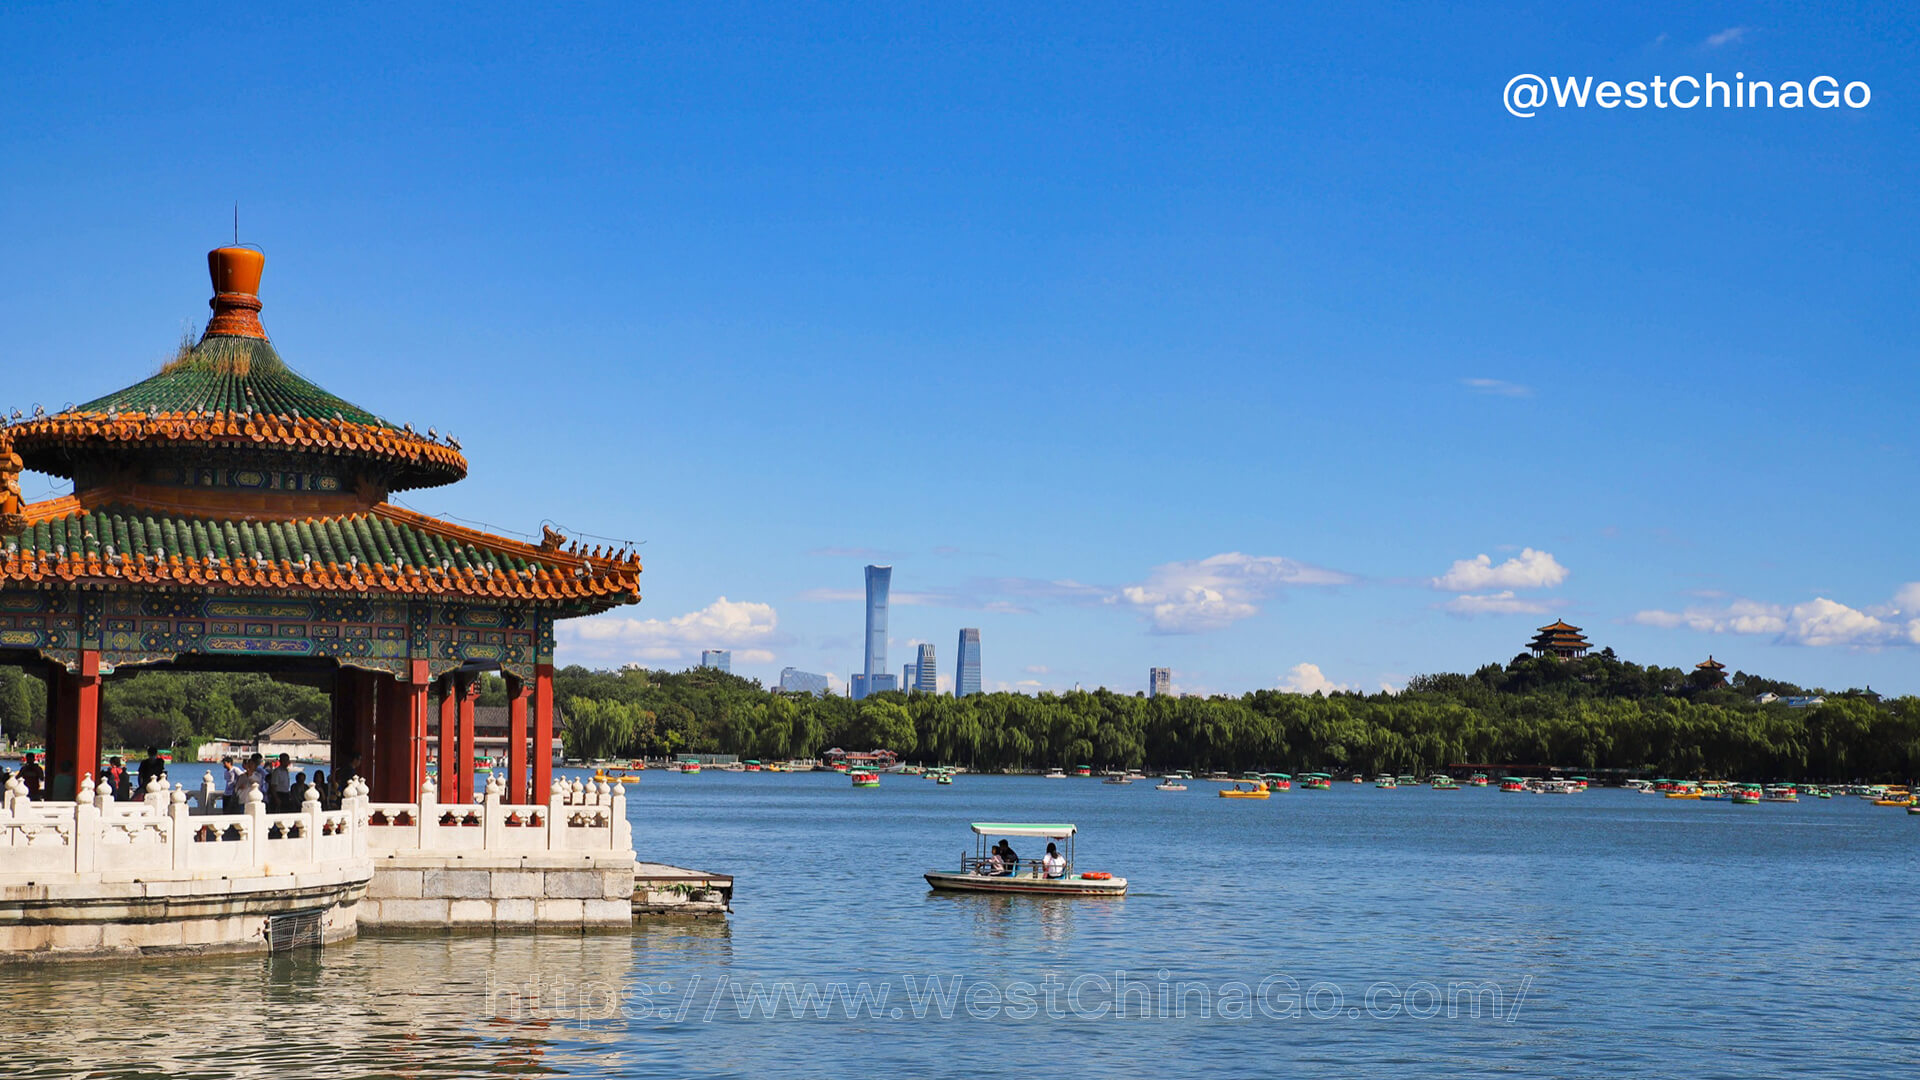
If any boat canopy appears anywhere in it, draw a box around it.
[971,822,1077,838]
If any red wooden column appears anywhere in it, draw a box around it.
[505,673,529,804]
[405,659,430,799]
[51,650,102,799]
[532,663,555,798]
[455,674,478,804]
[437,676,457,801]
[374,674,404,801]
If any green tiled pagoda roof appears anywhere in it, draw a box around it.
[15,505,538,572]
[75,336,393,428]
[0,502,643,609]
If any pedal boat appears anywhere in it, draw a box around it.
[925,823,1127,896]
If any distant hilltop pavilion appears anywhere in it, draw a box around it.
[1527,619,1592,660]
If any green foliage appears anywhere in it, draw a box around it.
[547,655,1920,781]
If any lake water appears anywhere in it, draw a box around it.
[7,768,1919,1078]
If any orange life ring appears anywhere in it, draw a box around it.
[1082,872,1112,880]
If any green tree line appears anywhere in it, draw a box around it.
[547,654,1920,782]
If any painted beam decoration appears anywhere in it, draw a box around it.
[0,590,553,680]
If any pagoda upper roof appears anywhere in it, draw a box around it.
[1536,619,1583,633]
[76,336,388,427]
[1695,655,1727,671]
[6,247,467,493]
[0,497,640,613]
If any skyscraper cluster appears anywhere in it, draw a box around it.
[849,564,982,700]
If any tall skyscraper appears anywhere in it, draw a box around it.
[954,628,981,697]
[778,667,829,696]
[1149,667,1172,698]
[854,564,892,700]
[914,643,938,694]
[700,649,731,673]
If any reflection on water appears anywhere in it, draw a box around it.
[5,933,653,1080]
[6,772,1920,1078]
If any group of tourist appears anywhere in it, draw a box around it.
[218,753,355,812]
[0,747,363,811]
[977,840,1068,878]
[0,748,169,802]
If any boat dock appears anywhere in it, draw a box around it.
[633,862,733,918]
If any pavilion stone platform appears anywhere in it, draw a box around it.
[0,775,375,962]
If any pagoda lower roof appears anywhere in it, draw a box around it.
[0,499,639,612]
[8,409,467,493]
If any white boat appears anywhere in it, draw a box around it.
[1155,779,1187,792]
[1042,768,1067,779]
[924,823,1127,897]
[1101,773,1133,785]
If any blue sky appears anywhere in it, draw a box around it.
[2,3,1915,695]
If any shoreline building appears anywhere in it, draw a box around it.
[913,642,937,694]
[700,649,731,673]
[1527,620,1593,660]
[779,667,829,696]
[1149,667,1172,698]
[954,628,981,696]
[851,564,896,699]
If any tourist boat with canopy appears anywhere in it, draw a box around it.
[924,823,1127,896]
[1299,773,1333,790]
[850,769,880,788]
[1262,773,1292,791]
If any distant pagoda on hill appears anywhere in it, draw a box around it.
[1692,655,1728,688]
[1527,619,1592,660]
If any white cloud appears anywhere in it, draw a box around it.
[1631,599,1786,635]
[1780,598,1890,648]
[1433,548,1568,592]
[1112,552,1353,634]
[1440,590,1551,617]
[557,596,780,666]
[1633,586,1920,649]
[1461,377,1533,398]
[1704,26,1751,48]
[1277,663,1354,696]
[1025,665,1051,675]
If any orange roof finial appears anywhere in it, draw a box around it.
[204,246,268,340]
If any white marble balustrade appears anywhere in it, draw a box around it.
[0,775,370,880]
[359,775,633,858]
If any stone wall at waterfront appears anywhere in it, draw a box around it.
[358,852,638,928]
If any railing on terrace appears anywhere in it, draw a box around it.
[360,775,633,857]
[0,775,370,879]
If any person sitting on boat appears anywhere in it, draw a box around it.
[1041,843,1066,879]
[978,850,1005,876]
[995,840,1021,876]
